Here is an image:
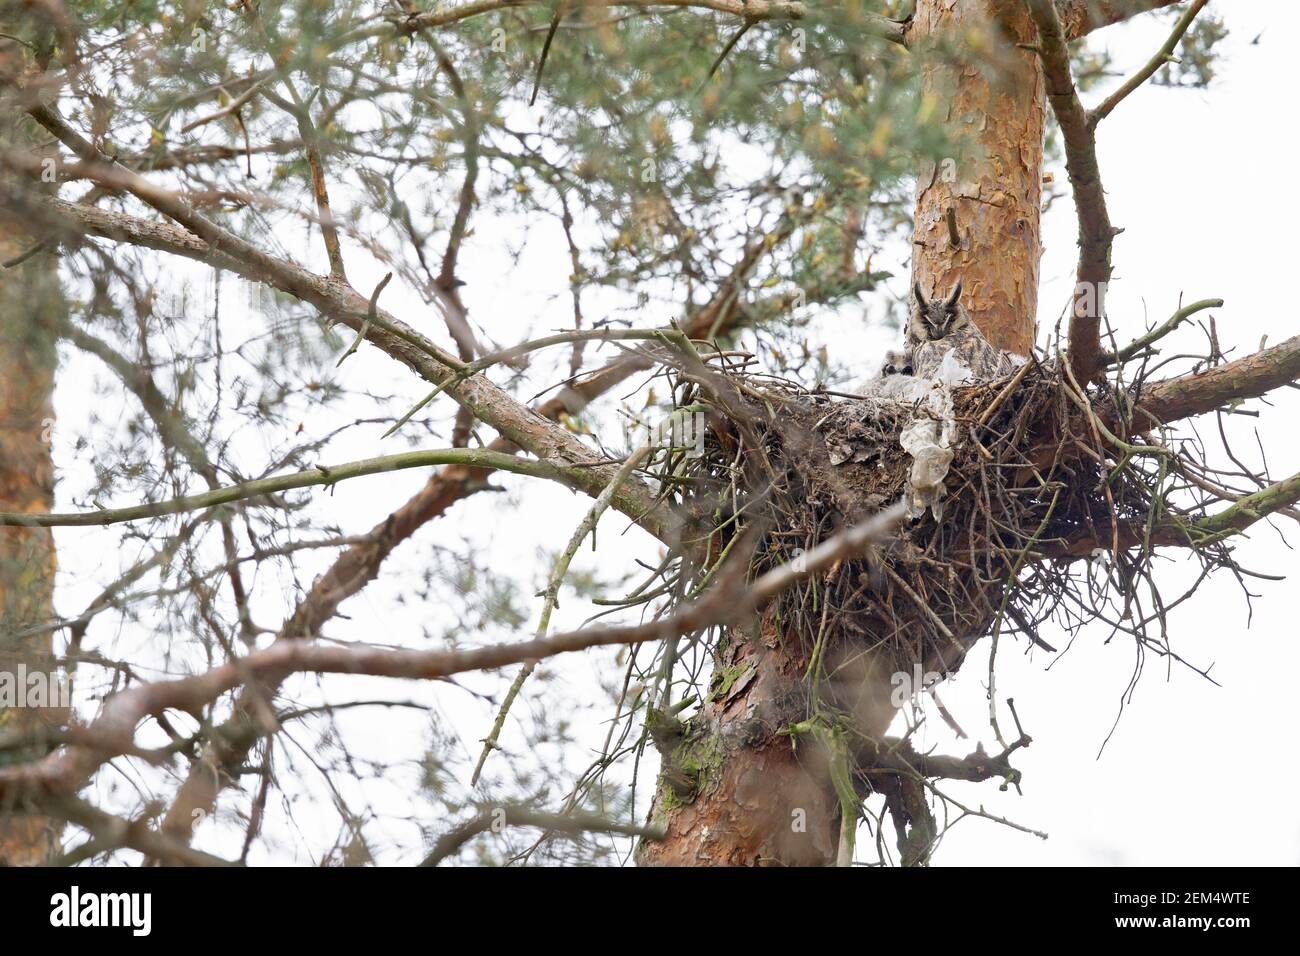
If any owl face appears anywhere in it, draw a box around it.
[910,281,970,341]
[880,350,913,377]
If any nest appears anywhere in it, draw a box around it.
[638,351,1248,697]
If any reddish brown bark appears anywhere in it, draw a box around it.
[909,0,1045,357]
[636,610,899,866]
[0,224,63,865]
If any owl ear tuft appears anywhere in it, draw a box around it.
[944,281,963,309]
[913,281,928,309]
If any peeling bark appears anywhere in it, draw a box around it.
[910,0,1044,356]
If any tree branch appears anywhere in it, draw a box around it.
[1038,467,1300,559]
[1026,0,1114,384]
[13,153,815,844]
[419,804,666,866]
[1056,0,1186,39]
[4,122,676,542]
[0,447,601,527]
[390,0,808,35]
[1090,0,1210,124]
[1104,296,1222,366]
[1136,334,1300,425]
[470,443,653,786]
[1186,470,1300,545]
[45,796,238,867]
[0,504,907,807]
[864,733,1030,785]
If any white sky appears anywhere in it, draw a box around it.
[43,0,1300,865]
[930,0,1300,866]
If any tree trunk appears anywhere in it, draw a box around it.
[638,0,1041,866]
[636,607,908,866]
[911,0,1044,354]
[0,210,63,866]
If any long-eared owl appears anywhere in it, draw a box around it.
[907,281,1018,381]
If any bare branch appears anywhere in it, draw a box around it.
[245,5,350,278]
[1188,470,1300,545]
[0,504,907,807]
[1026,0,1114,384]
[0,447,602,528]
[470,442,653,785]
[391,0,807,34]
[864,733,1030,785]
[1040,467,1300,557]
[419,804,666,867]
[178,78,269,134]
[1057,0,1186,39]
[46,796,238,867]
[1136,334,1300,425]
[3,125,676,541]
[154,205,811,842]
[1105,296,1222,366]
[1091,0,1211,124]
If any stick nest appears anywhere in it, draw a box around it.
[645,354,1249,688]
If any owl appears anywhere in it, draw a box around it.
[878,349,913,377]
[907,280,1018,382]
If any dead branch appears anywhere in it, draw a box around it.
[3,127,677,542]
[0,504,906,808]
[419,804,666,867]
